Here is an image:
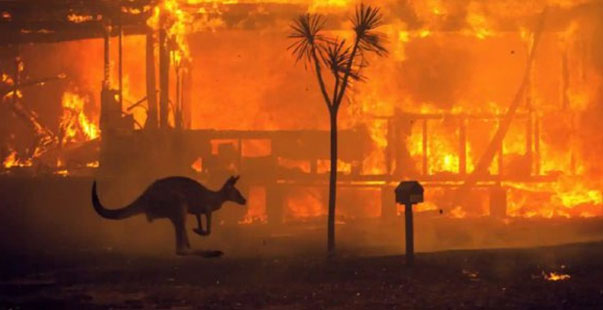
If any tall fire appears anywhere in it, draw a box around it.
[1,0,602,227]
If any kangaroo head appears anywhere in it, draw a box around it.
[222,175,246,205]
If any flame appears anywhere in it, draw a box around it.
[2,151,32,168]
[465,6,494,40]
[552,177,602,209]
[506,176,602,218]
[4,0,603,222]
[147,0,225,67]
[60,91,99,144]
[449,206,467,219]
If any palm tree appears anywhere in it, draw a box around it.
[288,4,387,255]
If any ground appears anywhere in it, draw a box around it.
[1,241,602,309]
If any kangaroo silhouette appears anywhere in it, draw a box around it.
[92,176,246,255]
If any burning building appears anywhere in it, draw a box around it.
[0,0,602,243]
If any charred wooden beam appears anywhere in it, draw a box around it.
[395,112,531,120]
[158,26,169,128]
[422,120,427,176]
[459,118,467,175]
[145,30,158,129]
[1,0,600,46]
[0,0,152,45]
[0,23,149,45]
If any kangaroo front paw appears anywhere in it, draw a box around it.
[193,228,210,236]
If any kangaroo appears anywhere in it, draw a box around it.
[91,175,246,255]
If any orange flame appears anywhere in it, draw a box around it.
[60,91,99,144]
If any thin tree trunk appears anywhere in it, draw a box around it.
[327,111,337,255]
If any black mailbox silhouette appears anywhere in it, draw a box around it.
[395,180,424,266]
[395,181,424,205]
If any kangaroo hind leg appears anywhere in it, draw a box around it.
[171,212,190,255]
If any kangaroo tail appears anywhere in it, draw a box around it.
[92,181,142,220]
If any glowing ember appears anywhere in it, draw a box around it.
[543,271,571,281]
[66,13,94,24]
[55,169,70,177]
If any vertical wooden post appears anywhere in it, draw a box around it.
[103,26,110,88]
[405,203,414,266]
[118,9,123,112]
[145,30,158,129]
[422,119,428,176]
[158,13,169,129]
[526,112,533,174]
[175,65,182,129]
[182,67,192,129]
[100,26,111,133]
[384,119,394,177]
[498,119,504,178]
[534,116,541,175]
[459,117,466,175]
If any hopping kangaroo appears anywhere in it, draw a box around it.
[91,176,246,255]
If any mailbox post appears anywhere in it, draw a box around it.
[395,181,424,266]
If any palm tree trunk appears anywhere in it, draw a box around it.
[327,110,338,255]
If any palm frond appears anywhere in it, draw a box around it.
[322,39,365,82]
[323,39,348,72]
[287,13,328,64]
[351,4,388,56]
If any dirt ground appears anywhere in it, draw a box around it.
[1,241,602,309]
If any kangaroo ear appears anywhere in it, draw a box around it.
[233,175,240,184]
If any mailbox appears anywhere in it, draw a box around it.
[395,181,424,205]
[394,180,424,266]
